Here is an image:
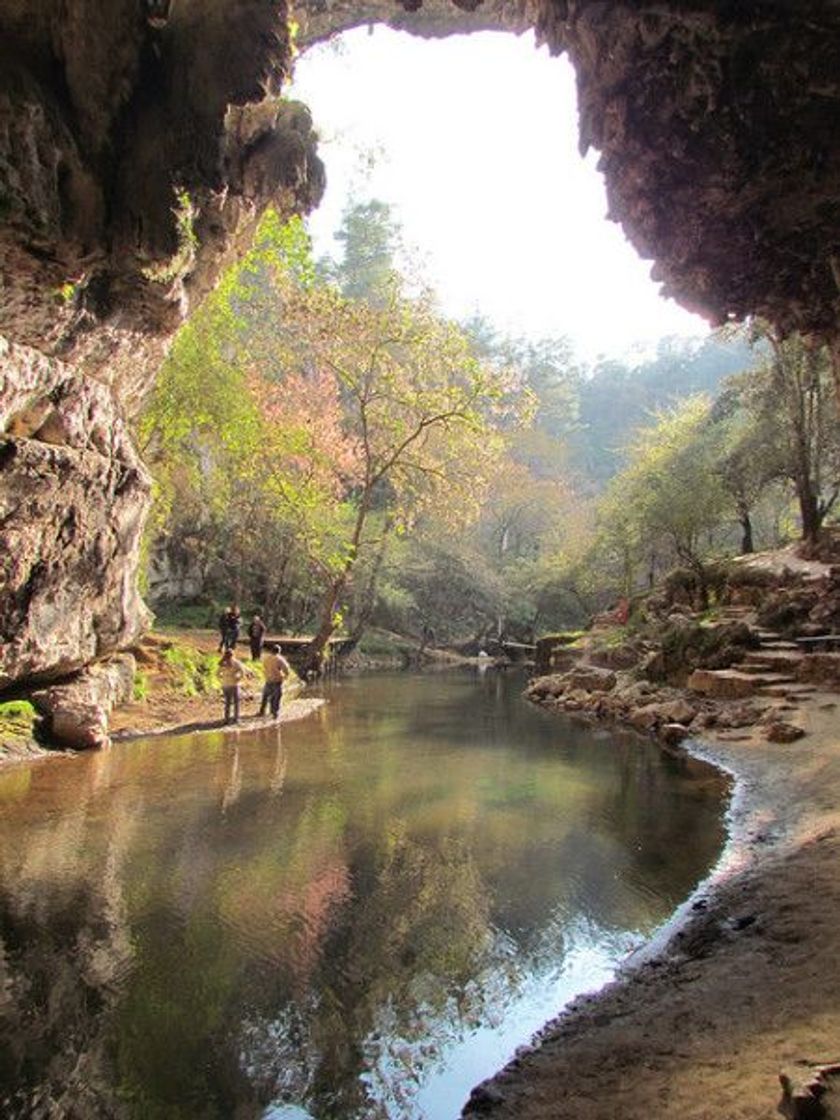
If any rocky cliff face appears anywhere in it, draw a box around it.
[0,1,323,730]
[0,338,150,690]
[2,0,840,742]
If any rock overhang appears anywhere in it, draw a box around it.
[2,0,840,699]
[2,1,840,355]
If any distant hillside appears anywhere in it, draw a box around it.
[574,334,757,483]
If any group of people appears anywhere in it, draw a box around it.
[218,606,271,660]
[217,605,292,725]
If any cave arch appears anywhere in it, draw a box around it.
[1,0,840,697]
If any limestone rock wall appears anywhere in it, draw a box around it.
[554,2,840,337]
[0,338,151,690]
[0,1,323,715]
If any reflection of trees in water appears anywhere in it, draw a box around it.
[0,679,727,1119]
[239,827,502,1119]
[576,737,729,924]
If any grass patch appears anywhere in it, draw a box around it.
[133,672,150,702]
[162,644,220,696]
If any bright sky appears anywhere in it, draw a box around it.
[290,27,710,364]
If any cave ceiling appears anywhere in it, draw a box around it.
[1,0,840,369]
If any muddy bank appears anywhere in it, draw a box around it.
[463,693,840,1120]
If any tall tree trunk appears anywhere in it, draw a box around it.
[796,480,822,544]
[304,576,347,676]
[304,489,371,674]
[347,530,391,648]
[828,333,840,420]
[737,502,754,554]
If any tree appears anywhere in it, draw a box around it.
[322,199,403,305]
[273,282,516,670]
[750,326,840,544]
[708,381,782,554]
[596,396,730,605]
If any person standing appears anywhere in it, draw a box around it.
[228,606,242,650]
[219,648,245,723]
[218,606,233,652]
[259,644,292,720]
[218,605,241,651]
[248,612,267,660]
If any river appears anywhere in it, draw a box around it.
[0,670,728,1119]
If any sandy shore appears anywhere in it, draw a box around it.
[110,692,324,742]
[463,691,840,1119]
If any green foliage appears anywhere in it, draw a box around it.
[133,672,150,702]
[162,645,220,697]
[595,395,730,595]
[715,324,840,543]
[140,195,770,647]
[574,333,756,482]
[323,198,403,304]
[55,280,79,303]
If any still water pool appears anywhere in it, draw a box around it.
[0,670,728,1119]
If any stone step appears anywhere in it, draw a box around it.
[688,668,799,700]
[763,683,819,698]
[758,640,801,652]
[741,649,804,673]
[738,664,799,680]
[756,630,784,642]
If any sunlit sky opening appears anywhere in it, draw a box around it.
[290,27,710,364]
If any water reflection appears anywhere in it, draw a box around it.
[0,672,728,1119]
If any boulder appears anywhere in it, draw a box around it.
[588,642,642,670]
[779,1060,840,1120]
[715,703,761,729]
[656,698,698,726]
[31,654,135,749]
[629,704,662,732]
[660,723,692,746]
[526,674,566,702]
[563,665,617,693]
[764,721,806,744]
[687,669,760,700]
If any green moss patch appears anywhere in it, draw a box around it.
[0,700,38,742]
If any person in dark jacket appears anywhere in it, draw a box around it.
[218,605,241,651]
[248,613,267,660]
